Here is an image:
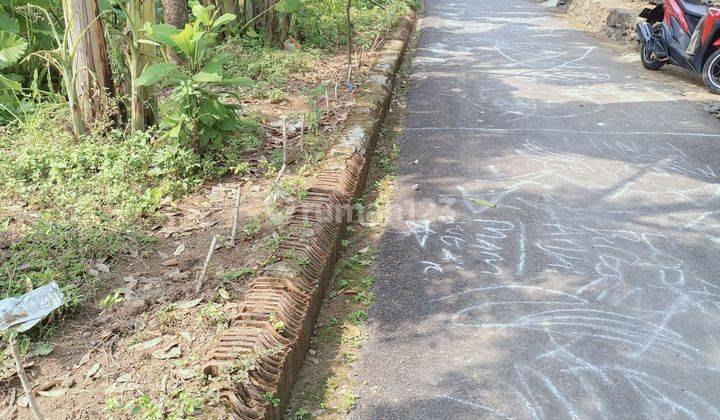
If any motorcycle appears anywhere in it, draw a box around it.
[637,0,720,93]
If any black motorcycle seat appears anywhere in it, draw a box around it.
[679,0,711,18]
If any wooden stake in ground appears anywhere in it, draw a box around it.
[299,115,305,157]
[325,87,331,117]
[273,118,288,185]
[194,234,219,294]
[229,187,241,246]
[8,332,43,420]
[282,118,288,167]
[334,82,339,101]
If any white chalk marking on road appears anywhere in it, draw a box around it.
[441,395,514,419]
[406,126,720,138]
[518,221,526,275]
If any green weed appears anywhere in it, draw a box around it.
[242,217,262,237]
[347,310,367,326]
[341,390,358,413]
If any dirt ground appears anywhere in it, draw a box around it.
[0,46,381,419]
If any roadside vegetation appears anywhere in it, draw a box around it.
[0,0,414,316]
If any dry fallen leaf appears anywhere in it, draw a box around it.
[129,337,163,351]
[173,243,186,256]
[200,220,219,229]
[179,331,194,343]
[161,258,179,267]
[96,262,110,273]
[176,298,202,309]
[75,352,91,369]
[38,389,67,398]
[344,323,362,338]
[152,345,181,360]
[84,362,100,378]
[176,369,195,380]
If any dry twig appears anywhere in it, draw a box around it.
[229,187,242,246]
[9,332,43,419]
[194,235,219,294]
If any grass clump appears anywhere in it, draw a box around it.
[294,0,417,50]
[221,36,323,99]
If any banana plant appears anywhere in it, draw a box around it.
[0,1,62,93]
[110,0,156,132]
[23,4,89,137]
[136,3,252,152]
[0,29,29,122]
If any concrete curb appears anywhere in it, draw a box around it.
[202,12,417,420]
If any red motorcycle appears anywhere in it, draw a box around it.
[637,0,720,93]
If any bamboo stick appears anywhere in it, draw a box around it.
[195,235,219,294]
[229,187,241,246]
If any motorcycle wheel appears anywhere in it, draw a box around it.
[702,49,720,94]
[641,42,665,70]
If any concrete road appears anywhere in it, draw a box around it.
[352,0,720,418]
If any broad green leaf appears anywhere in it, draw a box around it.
[217,76,254,87]
[207,52,234,66]
[199,60,221,77]
[246,26,259,38]
[135,63,180,86]
[0,73,21,91]
[193,71,223,83]
[199,98,223,125]
[191,4,213,25]
[217,117,239,130]
[170,25,196,60]
[212,13,236,29]
[276,0,302,13]
[167,123,182,138]
[0,13,19,34]
[97,0,114,13]
[144,23,180,50]
[0,31,28,69]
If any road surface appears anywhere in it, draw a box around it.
[352,0,720,418]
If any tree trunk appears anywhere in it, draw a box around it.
[346,0,352,82]
[127,0,156,132]
[161,0,188,63]
[221,0,239,15]
[244,0,263,29]
[265,0,277,45]
[161,0,188,27]
[62,0,115,128]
